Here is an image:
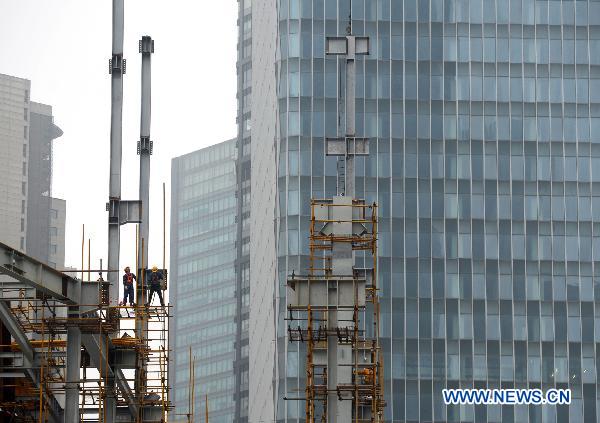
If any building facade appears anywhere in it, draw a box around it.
[27,102,65,268]
[170,140,239,422]
[0,74,65,268]
[0,74,31,251]
[250,1,600,422]
[47,197,66,269]
[233,0,252,421]
[168,1,252,420]
[249,0,279,419]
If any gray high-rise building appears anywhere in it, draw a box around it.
[0,74,65,268]
[27,101,65,268]
[170,139,240,422]
[47,197,66,269]
[168,1,252,421]
[250,1,600,422]
[0,73,31,251]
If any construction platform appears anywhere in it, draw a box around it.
[287,198,385,423]
[0,241,171,422]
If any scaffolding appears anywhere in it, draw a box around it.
[287,199,385,422]
[0,269,171,422]
[78,304,171,422]
[0,292,69,423]
[0,0,170,421]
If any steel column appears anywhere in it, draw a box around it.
[106,1,125,420]
[345,36,356,198]
[65,279,81,423]
[323,33,370,423]
[107,0,125,307]
[326,198,353,422]
[136,35,153,303]
[136,34,154,410]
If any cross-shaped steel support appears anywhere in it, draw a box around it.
[325,35,370,198]
[324,34,370,423]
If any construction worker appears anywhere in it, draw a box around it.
[357,368,374,385]
[122,266,136,307]
[146,265,165,307]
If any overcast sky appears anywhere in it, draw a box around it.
[0,1,238,274]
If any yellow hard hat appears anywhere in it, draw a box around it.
[152,266,158,272]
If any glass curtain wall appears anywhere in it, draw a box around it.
[273,0,600,422]
[170,140,238,422]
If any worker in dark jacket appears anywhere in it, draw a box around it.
[122,266,136,306]
[146,265,165,307]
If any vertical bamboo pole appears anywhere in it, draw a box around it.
[192,356,196,423]
[88,238,91,282]
[163,182,166,272]
[38,303,44,423]
[188,347,192,423]
[205,393,208,423]
[81,224,85,280]
[141,238,145,303]
[136,224,139,308]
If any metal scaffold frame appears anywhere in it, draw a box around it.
[78,304,170,422]
[287,200,386,422]
[286,18,386,421]
[0,241,171,422]
[0,1,171,421]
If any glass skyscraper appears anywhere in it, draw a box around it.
[169,1,251,421]
[250,0,600,422]
[170,140,238,422]
[234,0,252,421]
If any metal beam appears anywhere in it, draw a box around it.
[25,368,63,423]
[0,301,34,364]
[0,241,101,308]
[118,199,143,225]
[116,369,136,416]
[81,333,138,417]
[0,241,74,303]
[0,302,63,422]
[0,372,26,378]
